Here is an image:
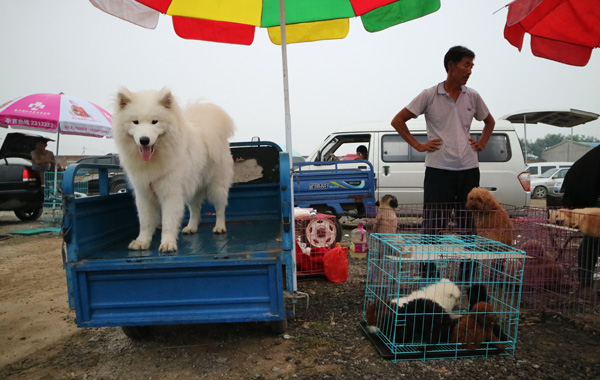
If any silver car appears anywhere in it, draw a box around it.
[530,167,569,199]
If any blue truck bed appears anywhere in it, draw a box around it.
[61,142,294,332]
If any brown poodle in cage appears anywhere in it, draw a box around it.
[466,187,513,246]
[451,301,506,350]
[374,194,398,234]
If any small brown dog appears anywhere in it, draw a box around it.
[520,240,567,291]
[374,194,398,234]
[549,208,600,237]
[451,302,506,350]
[466,187,513,245]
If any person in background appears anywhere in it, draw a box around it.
[356,145,368,160]
[561,145,600,300]
[31,139,57,184]
[391,45,495,279]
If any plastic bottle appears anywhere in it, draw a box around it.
[349,222,368,258]
[340,233,351,248]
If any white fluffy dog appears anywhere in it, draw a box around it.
[112,87,234,252]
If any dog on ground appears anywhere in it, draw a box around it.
[374,194,398,234]
[365,279,461,344]
[466,187,513,245]
[366,278,461,334]
[519,240,567,291]
[112,87,235,252]
[450,285,506,350]
[549,208,600,237]
[451,301,506,350]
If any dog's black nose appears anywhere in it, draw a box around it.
[139,137,150,146]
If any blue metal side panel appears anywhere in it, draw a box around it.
[70,259,284,327]
[279,152,296,293]
[292,160,376,216]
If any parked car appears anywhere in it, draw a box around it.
[530,167,569,199]
[306,118,531,210]
[0,132,46,221]
[74,154,127,194]
[526,161,572,178]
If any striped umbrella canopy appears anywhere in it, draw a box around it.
[91,0,440,158]
[91,0,441,45]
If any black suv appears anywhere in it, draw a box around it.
[75,154,128,194]
[0,132,46,221]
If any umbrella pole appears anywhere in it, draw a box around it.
[523,115,528,165]
[279,0,297,293]
[279,0,293,162]
[52,129,61,220]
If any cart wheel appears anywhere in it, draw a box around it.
[121,326,153,340]
[335,217,343,243]
[270,319,288,334]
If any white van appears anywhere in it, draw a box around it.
[525,162,573,178]
[306,119,531,209]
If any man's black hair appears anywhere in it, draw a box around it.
[444,46,475,72]
[357,145,368,155]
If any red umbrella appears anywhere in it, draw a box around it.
[504,0,600,66]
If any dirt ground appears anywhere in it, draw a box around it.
[1,202,599,380]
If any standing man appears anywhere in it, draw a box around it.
[391,45,495,278]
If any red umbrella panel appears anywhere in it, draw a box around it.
[504,0,600,66]
[91,0,441,45]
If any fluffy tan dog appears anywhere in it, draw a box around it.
[374,194,398,233]
[549,208,600,237]
[466,187,513,245]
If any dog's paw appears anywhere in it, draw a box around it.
[212,225,227,234]
[128,239,150,250]
[182,226,198,234]
[159,240,178,252]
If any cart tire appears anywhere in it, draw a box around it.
[270,319,288,334]
[335,217,343,242]
[121,326,153,340]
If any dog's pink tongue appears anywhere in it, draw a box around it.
[140,146,153,161]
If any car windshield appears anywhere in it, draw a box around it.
[540,168,558,178]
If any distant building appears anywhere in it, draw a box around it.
[541,141,600,162]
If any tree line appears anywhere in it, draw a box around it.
[519,133,600,159]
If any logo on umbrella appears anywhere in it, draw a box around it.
[28,102,45,111]
[69,100,91,119]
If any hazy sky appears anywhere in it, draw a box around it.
[1,0,599,157]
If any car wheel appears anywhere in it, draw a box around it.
[14,207,43,221]
[532,186,547,199]
[110,182,127,194]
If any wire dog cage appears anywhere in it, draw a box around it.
[362,233,525,361]
[365,202,599,330]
